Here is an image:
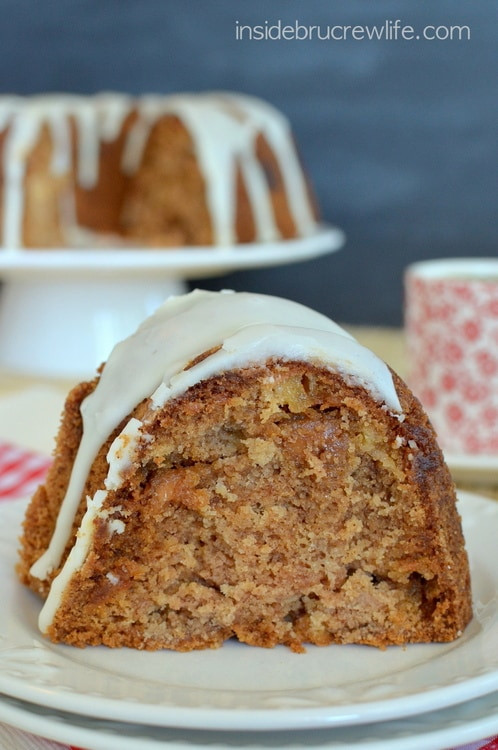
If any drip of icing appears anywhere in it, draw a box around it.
[45,110,72,175]
[105,418,144,491]
[2,112,42,248]
[95,92,133,142]
[237,153,278,241]
[31,290,402,595]
[71,101,101,189]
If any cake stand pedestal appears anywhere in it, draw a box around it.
[0,225,344,379]
[0,276,186,379]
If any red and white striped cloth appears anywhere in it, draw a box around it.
[0,438,496,750]
[0,441,52,501]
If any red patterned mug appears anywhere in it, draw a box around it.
[405,258,498,457]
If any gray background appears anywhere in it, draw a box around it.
[1,0,496,325]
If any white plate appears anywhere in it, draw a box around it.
[0,225,344,279]
[1,492,497,732]
[445,453,498,486]
[1,687,498,750]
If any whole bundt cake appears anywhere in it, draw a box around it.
[18,290,472,651]
[0,92,318,249]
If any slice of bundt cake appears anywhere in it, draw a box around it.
[17,290,472,651]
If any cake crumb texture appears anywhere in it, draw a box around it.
[18,362,472,651]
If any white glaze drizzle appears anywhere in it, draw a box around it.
[217,92,316,238]
[95,92,133,142]
[37,489,108,633]
[2,112,41,248]
[0,92,317,248]
[32,290,403,632]
[72,101,101,189]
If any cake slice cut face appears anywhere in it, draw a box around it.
[18,290,472,651]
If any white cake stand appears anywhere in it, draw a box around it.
[0,224,344,379]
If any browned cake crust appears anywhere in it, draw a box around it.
[18,360,472,652]
[120,120,319,246]
[120,115,216,246]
